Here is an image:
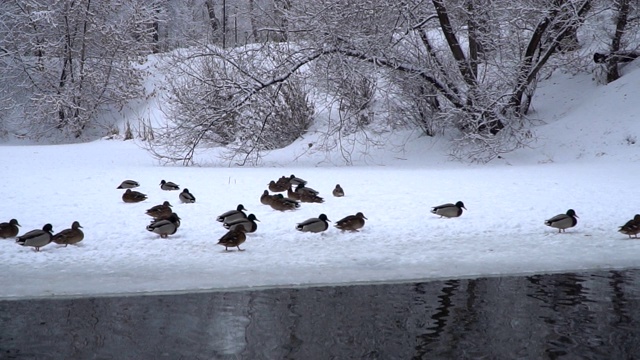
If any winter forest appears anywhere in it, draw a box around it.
[0,0,637,164]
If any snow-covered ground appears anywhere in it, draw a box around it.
[1,60,640,300]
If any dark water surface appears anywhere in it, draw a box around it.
[2,269,640,359]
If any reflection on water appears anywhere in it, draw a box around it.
[2,269,640,359]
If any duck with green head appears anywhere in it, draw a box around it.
[296,214,331,233]
[117,180,140,189]
[147,213,181,238]
[16,224,54,251]
[216,204,248,223]
[223,214,259,233]
[545,209,578,233]
[431,201,466,218]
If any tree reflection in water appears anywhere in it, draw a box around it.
[2,269,640,359]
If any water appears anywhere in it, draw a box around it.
[2,269,640,359]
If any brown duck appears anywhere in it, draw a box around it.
[122,189,148,203]
[335,212,367,232]
[217,226,247,251]
[146,201,173,219]
[332,184,345,197]
[52,221,84,246]
[619,214,640,238]
[0,219,20,239]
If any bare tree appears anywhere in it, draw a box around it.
[148,43,314,165]
[151,0,598,164]
[0,0,158,140]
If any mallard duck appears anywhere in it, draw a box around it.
[287,185,301,201]
[295,184,319,196]
[619,214,640,238]
[216,204,248,223]
[299,192,324,203]
[52,221,84,247]
[431,201,466,218]
[223,214,259,233]
[117,180,140,189]
[335,212,367,232]
[16,224,53,251]
[179,188,196,203]
[146,213,181,238]
[160,179,180,191]
[269,194,300,211]
[289,174,307,186]
[146,201,173,219]
[296,214,331,233]
[260,190,273,205]
[217,226,247,251]
[122,188,148,203]
[332,184,345,197]
[545,209,578,233]
[0,219,20,239]
[268,179,289,193]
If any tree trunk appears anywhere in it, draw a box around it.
[205,0,221,43]
[606,0,630,83]
[273,0,291,42]
[432,0,476,88]
[508,0,592,115]
[248,0,259,43]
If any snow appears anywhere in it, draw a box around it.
[2,60,640,300]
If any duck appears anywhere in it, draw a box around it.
[269,194,300,211]
[431,201,466,218]
[545,209,578,233]
[146,213,181,238]
[299,192,324,203]
[145,201,173,219]
[52,221,84,247]
[216,204,248,223]
[287,185,301,201]
[268,179,289,193]
[296,214,331,233]
[223,214,259,233]
[160,179,180,191]
[295,183,319,196]
[335,212,367,232]
[217,226,247,251]
[289,174,307,186]
[260,190,273,205]
[179,188,196,203]
[619,214,640,238]
[122,189,148,203]
[0,219,20,239]
[332,184,345,197]
[16,224,54,251]
[117,180,140,189]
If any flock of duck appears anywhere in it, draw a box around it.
[2,174,639,252]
